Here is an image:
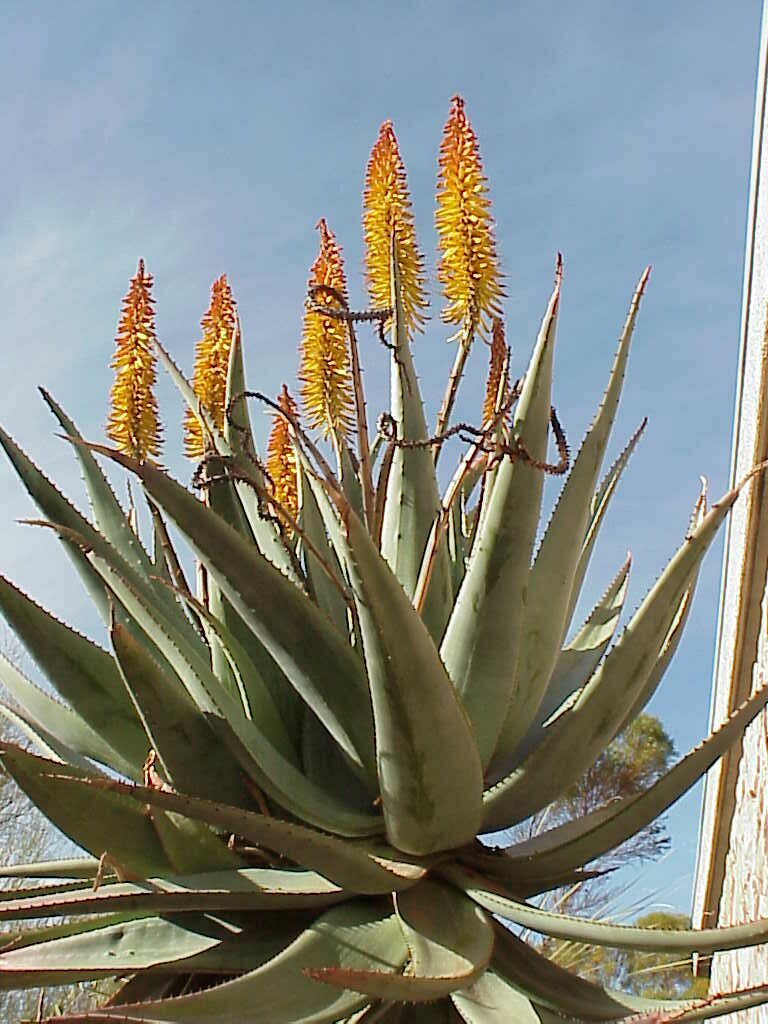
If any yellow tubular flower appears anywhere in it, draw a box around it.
[436,95,504,336]
[363,121,428,336]
[266,385,300,523]
[184,275,237,460]
[107,259,163,462]
[299,220,355,441]
[482,317,511,426]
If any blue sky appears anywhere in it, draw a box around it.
[0,1,764,912]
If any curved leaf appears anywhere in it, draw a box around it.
[110,618,255,807]
[499,680,768,882]
[58,777,424,895]
[40,390,152,574]
[0,700,96,772]
[441,278,560,767]
[0,425,111,619]
[342,504,483,854]
[153,337,298,581]
[482,481,744,829]
[449,867,768,953]
[451,970,542,1024]
[308,881,493,1002]
[511,557,631,768]
[0,743,242,876]
[507,272,648,771]
[48,902,405,1023]
[565,417,647,632]
[0,575,147,776]
[0,654,127,774]
[89,555,378,837]
[0,912,311,988]
[0,869,344,922]
[87,445,376,783]
[490,922,660,1021]
[0,859,103,880]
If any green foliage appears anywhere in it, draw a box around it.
[554,713,676,866]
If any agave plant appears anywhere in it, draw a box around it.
[1,97,768,1024]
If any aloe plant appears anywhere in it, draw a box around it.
[0,96,766,1023]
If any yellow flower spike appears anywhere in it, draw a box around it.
[436,95,504,336]
[482,317,512,426]
[107,259,163,462]
[363,120,428,336]
[299,219,355,442]
[266,385,300,524]
[184,274,237,460]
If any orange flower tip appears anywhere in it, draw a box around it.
[183,274,238,460]
[436,95,504,335]
[363,119,428,336]
[266,385,300,522]
[106,260,162,463]
[300,220,354,440]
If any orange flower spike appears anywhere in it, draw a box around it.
[363,121,428,336]
[184,275,238,460]
[299,220,355,441]
[482,317,511,426]
[436,96,504,335]
[107,259,163,462]
[266,385,300,523]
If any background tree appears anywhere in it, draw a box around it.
[549,911,710,999]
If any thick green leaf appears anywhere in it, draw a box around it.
[0,576,147,777]
[307,881,492,1001]
[507,273,648,773]
[482,482,742,829]
[339,442,365,527]
[160,594,299,767]
[0,912,310,989]
[0,425,111,619]
[40,390,152,574]
[380,250,452,642]
[564,418,647,633]
[299,464,351,637]
[1,743,242,876]
[49,902,405,1023]
[0,653,129,774]
[341,504,483,854]
[153,337,298,581]
[0,744,181,877]
[512,557,631,767]
[0,700,95,771]
[110,619,254,806]
[455,845,604,898]
[490,922,658,1021]
[441,279,560,768]
[88,446,376,784]
[499,680,768,882]
[0,859,102,879]
[451,970,542,1024]
[223,319,255,456]
[69,777,422,895]
[90,554,378,836]
[449,867,768,953]
[0,868,344,922]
